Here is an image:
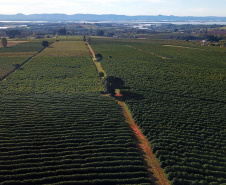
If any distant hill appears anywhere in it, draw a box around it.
[0,13,226,22]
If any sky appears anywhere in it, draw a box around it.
[0,0,226,17]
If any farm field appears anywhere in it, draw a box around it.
[91,38,226,185]
[0,41,44,80]
[0,39,152,184]
[0,93,152,185]
[0,41,102,94]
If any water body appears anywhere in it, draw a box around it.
[1,21,226,25]
[137,21,226,25]
[0,21,226,30]
[0,27,9,29]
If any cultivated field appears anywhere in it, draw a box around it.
[91,38,226,185]
[0,93,152,185]
[1,36,225,185]
[0,41,44,80]
[0,41,103,94]
[0,39,152,184]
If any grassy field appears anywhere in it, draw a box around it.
[91,38,226,185]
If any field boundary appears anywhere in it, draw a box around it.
[87,42,169,185]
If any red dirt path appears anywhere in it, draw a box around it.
[116,90,170,185]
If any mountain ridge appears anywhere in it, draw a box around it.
[0,13,226,22]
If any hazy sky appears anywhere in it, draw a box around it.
[0,0,226,16]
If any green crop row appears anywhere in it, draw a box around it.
[91,38,226,185]
[0,93,151,184]
[1,178,151,185]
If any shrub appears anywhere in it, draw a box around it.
[42,40,49,47]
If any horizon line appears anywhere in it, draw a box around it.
[1,13,226,18]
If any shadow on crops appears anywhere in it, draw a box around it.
[109,76,126,89]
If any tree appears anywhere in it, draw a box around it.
[101,77,114,95]
[95,53,103,61]
[1,38,7,48]
[107,76,125,90]
[83,35,86,41]
[42,40,49,47]
[99,72,105,77]
[101,76,125,96]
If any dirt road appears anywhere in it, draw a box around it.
[116,90,170,185]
